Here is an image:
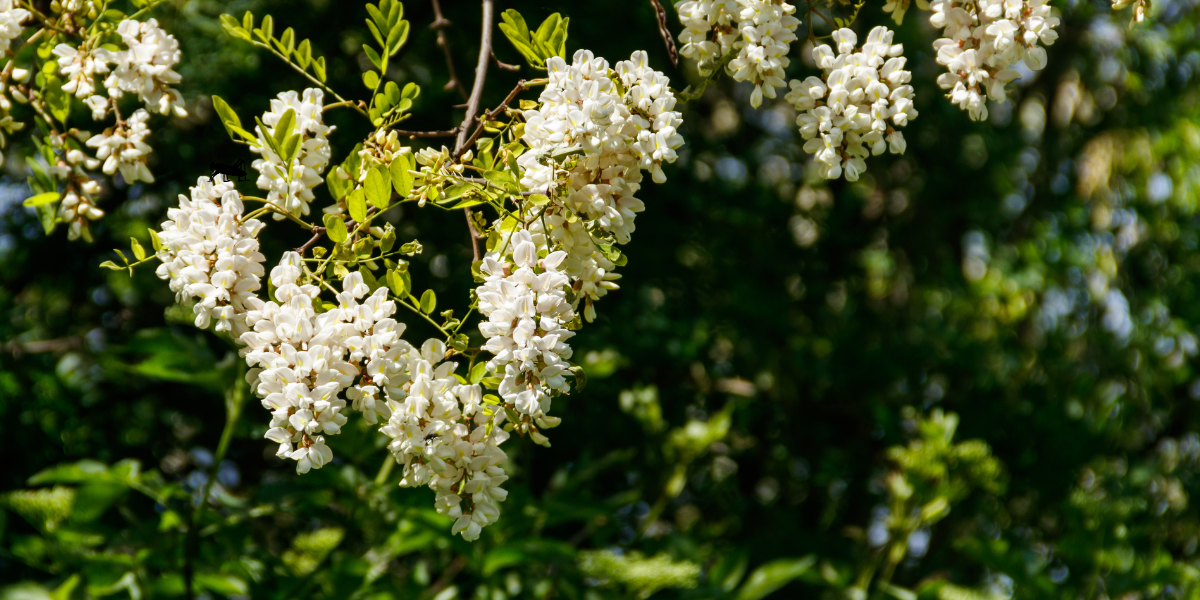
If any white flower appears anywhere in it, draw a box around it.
[0,0,30,55]
[787,26,916,181]
[155,176,266,334]
[929,0,1060,120]
[86,108,156,184]
[250,88,336,219]
[103,19,186,117]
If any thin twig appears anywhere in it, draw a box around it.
[453,78,531,163]
[4,337,81,355]
[393,126,461,139]
[491,48,520,71]
[454,0,496,263]
[649,0,679,67]
[294,227,327,255]
[430,0,469,100]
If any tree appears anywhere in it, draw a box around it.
[2,0,1197,598]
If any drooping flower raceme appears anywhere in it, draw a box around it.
[675,0,800,107]
[929,0,1060,120]
[155,176,267,334]
[250,89,336,219]
[464,49,683,462]
[786,27,917,182]
[378,339,511,541]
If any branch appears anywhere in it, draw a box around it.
[430,0,469,100]
[4,337,81,355]
[294,226,327,255]
[453,78,533,163]
[649,0,679,67]
[491,48,520,71]
[393,126,461,139]
[454,0,496,263]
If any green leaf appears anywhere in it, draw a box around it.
[324,214,348,243]
[242,11,253,32]
[366,165,391,209]
[386,20,409,55]
[44,81,70,123]
[348,188,368,223]
[281,133,302,165]
[385,269,410,297]
[735,556,816,600]
[499,10,546,68]
[366,19,385,50]
[277,27,295,56]
[362,70,380,90]
[295,39,312,69]
[256,14,274,43]
[210,95,248,143]
[469,362,488,385]
[390,155,413,197]
[363,44,383,70]
[23,192,60,207]
[130,238,146,261]
[148,229,162,253]
[195,574,248,596]
[273,108,296,150]
[366,4,387,31]
[255,116,284,157]
[314,56,327,81]
[401,82,420,100]
[379,227,396,253]
[100,260,123,271]
[420,289,436,314]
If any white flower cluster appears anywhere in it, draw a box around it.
[378,339,510,541]
[930,0,1059,120]
[785,27,917,182]
[86,108,156,184]
[477,230,574,433]
[675,0,800,107]
[0,0,29,55]
[250,89,335,219]
[48,141,103,241]
[53,19,185,118]
[155,176,266,334]
[467,49,684,455]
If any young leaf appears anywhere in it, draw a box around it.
[148,228,162,253]
[390,155,412,197]
[469,362,488,384]
[363,45,383,70]
[242,11,254,31]
[498,9,546,68]
[420,289,437,314]
[362,70,380,90]
[23,192,61,207]
[323,214,348,243]
[99,260,124,270]
[296,39,312,69]
[313,56,327,81]
[278,27,295,56]
[281,133,302,165]
[366,19,385,49]
[385,269,410,297]
[273,108,296,150]
[256,14,274,43]
[365,165,390,209]
[348,188,368,223]
[130,238,146,261]
[386,20,409,55]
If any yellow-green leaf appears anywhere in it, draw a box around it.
[419,289,437,314]
[323,214,347,243]
[348,188,368,223]
[366,165,390,209]
[23,192,61,207]
[130,238,146,261]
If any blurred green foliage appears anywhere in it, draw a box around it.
[4,0,1200,598]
